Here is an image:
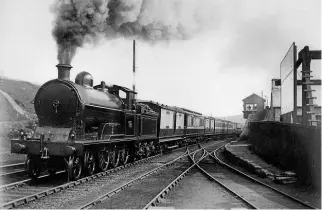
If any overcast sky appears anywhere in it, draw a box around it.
[0,0,321,117]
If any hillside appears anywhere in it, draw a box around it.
[0,91,29,121]
[217,114,246,125]
[0,77,39,114]
[0,78,39,151]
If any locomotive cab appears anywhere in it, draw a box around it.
[94,83,137,111]
[109,85,136,111]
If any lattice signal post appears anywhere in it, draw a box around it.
[296,46,321,126]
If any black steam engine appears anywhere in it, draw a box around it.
[12,64,159,180]
[11,64,241,181]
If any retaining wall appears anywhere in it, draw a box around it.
[249,121,321,190]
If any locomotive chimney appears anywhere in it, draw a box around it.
[56,64,72,81]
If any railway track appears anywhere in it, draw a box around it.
[0,170,67,192]
[0,140,223,209]
[0,169,25,177]
[188,146,257,209]
[23,140,226,209]
[0,163,30,188]
[0,154,163,209]
[191,144,316,209]
[64,141,224,209]
[0,163,25,176]
[81,148,195,209]
[142,141,227,209]
[86,142,225,209]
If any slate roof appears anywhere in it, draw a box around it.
[242,93,266,102]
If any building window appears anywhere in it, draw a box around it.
[245,104,253,111]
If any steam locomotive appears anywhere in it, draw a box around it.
[11,64,242,181]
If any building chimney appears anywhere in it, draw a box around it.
[56,64,72,81]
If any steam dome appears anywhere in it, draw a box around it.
[75,71,93,87]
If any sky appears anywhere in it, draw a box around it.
[0,0,321,117]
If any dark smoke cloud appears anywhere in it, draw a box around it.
[51,0,216,64]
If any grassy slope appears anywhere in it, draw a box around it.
[0,78,39,151]
[0,92,28,121]
[0,78,39,114]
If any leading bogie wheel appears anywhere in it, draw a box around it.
[67,156,82,181]
[26,157,41,180]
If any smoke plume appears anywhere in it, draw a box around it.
[51,0,215,64]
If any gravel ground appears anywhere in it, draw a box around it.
[0,170,29,185]
[22,141,222,209]
[1,172,67,205]
[156,167,249,209]
[0,153,26,165]
[92,159,191,209]
[218,147,321,208]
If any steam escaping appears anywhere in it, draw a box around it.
[52,0,215,63]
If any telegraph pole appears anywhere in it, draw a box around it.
[133,40,136,98]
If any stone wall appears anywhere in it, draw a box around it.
[249,121,321,190]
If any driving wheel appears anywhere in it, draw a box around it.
[67,156,82,181]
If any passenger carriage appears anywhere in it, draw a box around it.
[136,101,187,151]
